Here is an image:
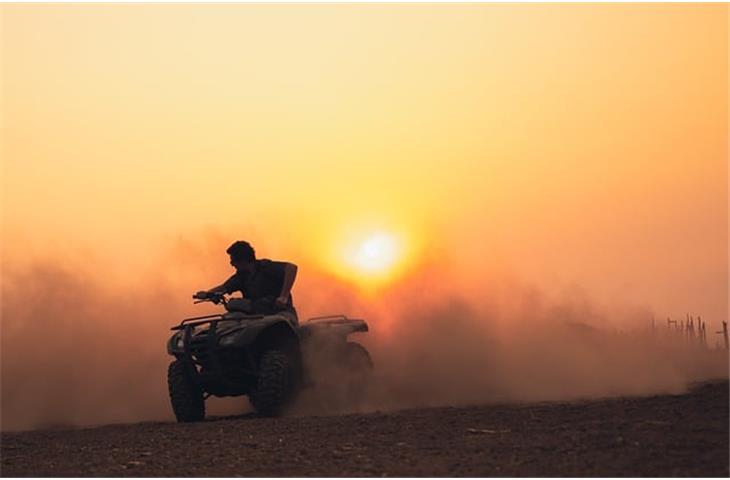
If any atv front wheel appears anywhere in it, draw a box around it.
[167,360,205,422]
[250,350,292,417]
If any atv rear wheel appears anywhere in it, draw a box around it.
[342,342,374,373]
[167,360,205,422]
[342,342,374,400]
[250,349,292,417]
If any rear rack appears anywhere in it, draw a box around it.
[306,315,366,324]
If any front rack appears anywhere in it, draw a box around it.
[171,313,264,331]
[172,313,365,331]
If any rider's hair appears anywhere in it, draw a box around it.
[226,240,256,263]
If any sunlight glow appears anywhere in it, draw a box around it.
[329,227,410,287]
[351,232,400,273]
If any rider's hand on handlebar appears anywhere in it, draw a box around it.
[193,291,209,300]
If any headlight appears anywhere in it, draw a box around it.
[176,335,185,349]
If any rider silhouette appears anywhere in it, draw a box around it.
[195,241,298,317]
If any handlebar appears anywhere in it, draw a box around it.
[192,291,228,307]
[191,292,290,316]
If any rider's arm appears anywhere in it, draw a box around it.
[276,263,298,303]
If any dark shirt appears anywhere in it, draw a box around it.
[223,259,294,311]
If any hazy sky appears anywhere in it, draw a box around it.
[2,4,727,324]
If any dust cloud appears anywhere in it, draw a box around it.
[1,262,183,431]
[1,250,727,432]
[291,270,728,416]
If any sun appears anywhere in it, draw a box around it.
[341,230,405,283]
[350,232,400,273]
[321,219,416,287]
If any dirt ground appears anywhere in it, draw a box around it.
[1,380,728,477]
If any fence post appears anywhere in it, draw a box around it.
[715,321,729,350]
[668,317,677,335]
[698,316,706,348]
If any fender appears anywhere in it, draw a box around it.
[229,314,300,356]
[298,317,368,340]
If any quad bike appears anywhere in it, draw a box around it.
[166,292,372,422]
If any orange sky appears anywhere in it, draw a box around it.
[1,4,727,324]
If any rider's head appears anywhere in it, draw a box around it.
[227,240,256,272]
